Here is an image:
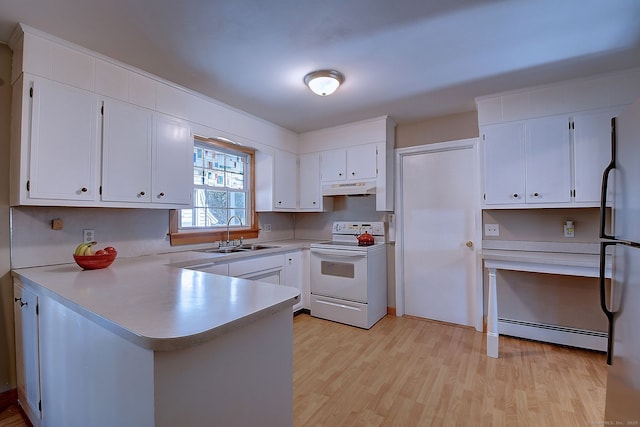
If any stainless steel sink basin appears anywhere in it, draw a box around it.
[196,244,279,254]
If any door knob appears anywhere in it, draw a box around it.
[466,241,473,248]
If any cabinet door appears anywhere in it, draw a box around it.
[29,78,99,201]
[274,150,297,209]
[101,99,153,203]
[573,108,623,204]
[525,116,572,204]
[299,153,321,210]
[283,251,303,312]
[13,283,41,421]
[153,114,193,205]
[482,123,526,205]
[347,144,377,180]
[320,149,346,182]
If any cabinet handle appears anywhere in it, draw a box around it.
[351,172,355,176]
[278,201,282,204]
[139,191,146,196]
[312,201,316,205]
[338,173,342,176]
[81,187,88,193]
[158,192,165,197]
[512,193,519,199]
[14,298,27,307]
[533,192,540,197]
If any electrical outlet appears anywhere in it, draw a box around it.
[263,224,272,232]
[484,224,499,237]
[83,229,95,243]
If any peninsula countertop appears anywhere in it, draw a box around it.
[11,240,312,352]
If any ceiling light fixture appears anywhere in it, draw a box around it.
[304,70,345,96]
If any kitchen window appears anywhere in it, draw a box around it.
[169,136,259,245]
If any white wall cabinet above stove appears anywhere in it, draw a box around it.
[320,144,378,183]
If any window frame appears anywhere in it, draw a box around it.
[169,136,259,246]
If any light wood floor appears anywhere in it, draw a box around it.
[0,314,606,427]
[294,313,606,427]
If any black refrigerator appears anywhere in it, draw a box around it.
[600,97,640,423]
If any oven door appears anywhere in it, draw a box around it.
[310,247,368,303]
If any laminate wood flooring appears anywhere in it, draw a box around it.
[0,313,606,427]
[293,314,606,427]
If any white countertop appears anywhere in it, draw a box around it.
[11,240,313,352]
[481,240,611,278]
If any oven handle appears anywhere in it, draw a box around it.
[314,299,362,311]
[310,248,367,258]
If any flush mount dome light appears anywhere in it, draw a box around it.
[304,70,345,96]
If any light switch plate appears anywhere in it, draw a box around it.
[83,229,95,243]
[484,224,499,237]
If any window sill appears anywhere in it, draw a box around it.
[169,228,260,246]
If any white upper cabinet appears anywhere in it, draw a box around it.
[573,108,623,204]
[482,115,572,206]
[101,99,153,203]
[298,153,322,210]
[25,76,99,203]
[273,150,298,210]
[320,144,378,183]
[524,115,572,204]
[482,122,526,205]
[153,114,193,206]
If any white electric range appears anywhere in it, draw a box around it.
[309,221,387,329]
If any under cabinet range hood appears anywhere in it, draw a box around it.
[322,181,377,196]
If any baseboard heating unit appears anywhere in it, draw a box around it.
[498,318,607,351]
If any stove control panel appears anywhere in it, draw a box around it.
[332,221,385,236]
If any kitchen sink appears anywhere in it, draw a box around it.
[196,244,279,254]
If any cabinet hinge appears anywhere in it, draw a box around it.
[26,180,30,192]
[29,87,33,98]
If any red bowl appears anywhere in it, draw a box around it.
[73,252,117,270]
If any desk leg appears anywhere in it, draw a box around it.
[487,267,499,358]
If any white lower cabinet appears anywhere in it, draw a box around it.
[283,251,304,312]
[13,281,41,425]
[229,254,285,285]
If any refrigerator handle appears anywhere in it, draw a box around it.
[599,240,615,365]
[599,117,617,240]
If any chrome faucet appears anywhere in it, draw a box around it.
[226,215,243,247]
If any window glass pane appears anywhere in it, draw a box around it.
[227,211,245,226]
[228,192,245,209]
[193,168,204,185]
[226,155,244,175]
[193,147,203,168]
[227,172,244,189]
[206,190,227,208]
[193,189,206,207]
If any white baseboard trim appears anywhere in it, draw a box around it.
[498,318,607,352]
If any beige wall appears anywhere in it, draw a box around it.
[0,44,15,393]
[395,111,478,148]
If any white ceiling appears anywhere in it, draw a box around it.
[1,0,640,133]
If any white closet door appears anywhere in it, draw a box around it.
[401,144,477,326]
